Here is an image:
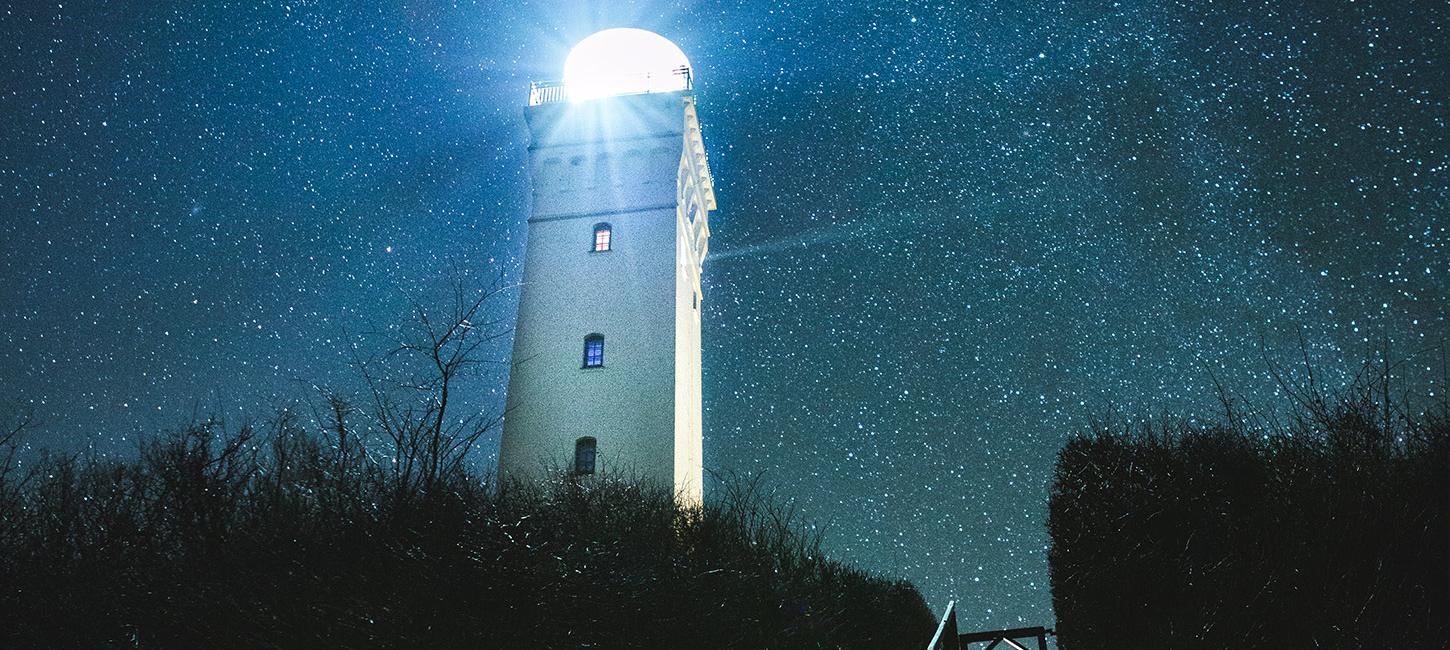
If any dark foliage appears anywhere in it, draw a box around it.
[0,418,933,648]
[1048,371,1448,648]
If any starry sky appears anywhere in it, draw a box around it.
[2,0,1446,631]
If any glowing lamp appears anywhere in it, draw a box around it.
[563,28,691,102]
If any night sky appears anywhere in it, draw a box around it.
[3,0,1446,631]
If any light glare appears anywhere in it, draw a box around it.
[563,28,690,102]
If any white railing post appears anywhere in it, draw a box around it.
[928,600,959,650]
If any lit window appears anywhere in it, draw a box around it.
[592,223,612,252]
[582,334,604,368]
[575,437,597,475]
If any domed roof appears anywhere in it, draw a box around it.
[563,28,691,102]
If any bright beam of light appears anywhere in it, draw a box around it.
[563,28,690,102]
[710,222,888,263]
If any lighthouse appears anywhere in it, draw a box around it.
[498,29,715,504]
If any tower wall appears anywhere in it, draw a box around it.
[499,92,713,502]
[673,98,712,503]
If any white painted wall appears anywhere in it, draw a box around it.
[499,92,714,503]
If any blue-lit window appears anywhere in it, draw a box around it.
[592,223,612,252]
[582,334,604,368]
[575,437,597,475]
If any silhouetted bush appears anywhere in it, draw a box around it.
[0,416,932,648]
[1048,372,1448,648]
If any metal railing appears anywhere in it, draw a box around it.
[528,66,693,106]
[928,600,1055,650]
[528,80,568,106]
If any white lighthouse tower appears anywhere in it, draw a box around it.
[498,29,715,503]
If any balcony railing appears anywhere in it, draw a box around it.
[529,66,693,106]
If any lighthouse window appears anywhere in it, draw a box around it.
[574,437,597,475]
[582,334,604,368]
[592,223,612,252]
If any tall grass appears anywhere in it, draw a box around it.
[1048,366,1448,648]
[0,415,933,648]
